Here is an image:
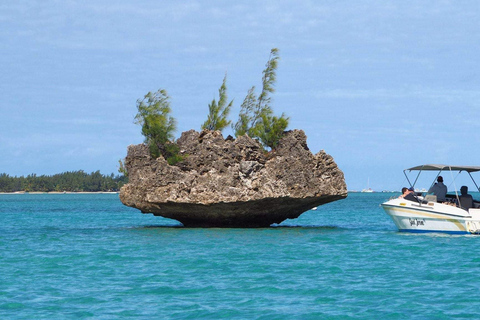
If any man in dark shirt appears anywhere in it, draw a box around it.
[400,187,417,202]
[428,176,447,202]
[459,185,474,209]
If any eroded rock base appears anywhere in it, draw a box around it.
[140,195,344,227]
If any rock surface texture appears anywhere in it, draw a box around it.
[120,129,347,227]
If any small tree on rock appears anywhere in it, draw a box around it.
[201,74,233,132]
[118,159,128,177]
[253,113,289,150]
[233,48,289,150]
[134,89,182,164]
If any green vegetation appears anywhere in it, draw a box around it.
[233,48,289,149]
[135,48,289,161]
[134,89,182,164]
[118,159,128,177]
[0,171,127,193]
[201,74,233,132]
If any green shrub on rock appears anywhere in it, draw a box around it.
[133,48,289,165]
[134,89,182,164]
[233,48,289,150]
[201,74,233,132]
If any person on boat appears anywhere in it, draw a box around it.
[400,187,417,201]
[428,176,447,202]
[459,185,474,209]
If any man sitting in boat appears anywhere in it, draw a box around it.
[428,176,447,202]
[400,187,417,201]
[459,186,474,209]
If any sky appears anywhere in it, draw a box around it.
[1,0,479,191]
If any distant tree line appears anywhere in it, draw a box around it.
[0,171,127,193]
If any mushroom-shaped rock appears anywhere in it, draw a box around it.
[120,129,347,227]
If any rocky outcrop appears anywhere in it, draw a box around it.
[120,129,347,227]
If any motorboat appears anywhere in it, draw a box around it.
[381,164,480,234]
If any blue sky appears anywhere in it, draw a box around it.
[1,1,479,191]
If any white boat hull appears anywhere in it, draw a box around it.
[381,198,480,234]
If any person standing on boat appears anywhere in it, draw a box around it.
[428,176,447,202]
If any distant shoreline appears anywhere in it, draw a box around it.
[0,191,119,195]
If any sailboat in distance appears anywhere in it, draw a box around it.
[362,178,374,193]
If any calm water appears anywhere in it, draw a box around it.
[1,193,480,319]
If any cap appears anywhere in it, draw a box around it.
[408,187,414,191]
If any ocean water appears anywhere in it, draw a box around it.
[1,193,480,319]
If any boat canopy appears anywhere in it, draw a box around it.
[406,164,480,173]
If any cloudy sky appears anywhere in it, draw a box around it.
[1,1,479,191]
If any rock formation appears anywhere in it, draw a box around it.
[120,129,347,227]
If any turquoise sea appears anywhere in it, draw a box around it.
[1,193,480,319]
